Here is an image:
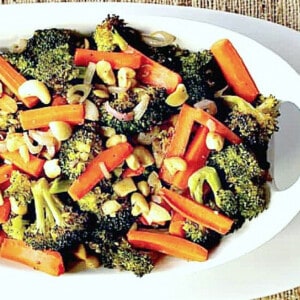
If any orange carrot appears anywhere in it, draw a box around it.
[210,39,259,103]
[0,164,15,184]
[125,46,182,94]
[173,126,210,189]
[0,151,45,178]
[0,55,39,108]
[0,198,11,224]
[160,188,233,235]
[127,230,208,262]
[74,48,142,69]
[0,238,65,276]
[122,166,145,178]
[169,212,186,238]
[69,142,133,200]
[159,104,241,185]
[51,95,68,106]
[19,104,84,130]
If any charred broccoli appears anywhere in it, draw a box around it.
[182,220,221,249]
[223,94,280,169]
[1,215,29,240]
[0,111,21,132]
[24,177,90,251]
[179,50,227,105]
[98,87,175,134]
[2,28,84,93]
[207,144,269,220]
[4,170,33,216]
[87,229,154,277]
[58,122,103,181]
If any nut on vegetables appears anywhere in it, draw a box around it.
[165,83,189,107]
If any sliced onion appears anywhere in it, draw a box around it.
[84,99,100,121]
[23,132,43,154]
[46,145,56,159]
[0,141,7,153]
[133,94,150,120]
[83,62,96,85]
[99,161,111,180]
[67,84,92,104]
[141,31,176,47]
[104,101,134,121]
[107,86,127,94]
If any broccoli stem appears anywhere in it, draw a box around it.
[31,180,46,234]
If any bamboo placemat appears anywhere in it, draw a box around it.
[0,0,300,299]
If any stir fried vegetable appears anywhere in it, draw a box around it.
[0,15,279,277]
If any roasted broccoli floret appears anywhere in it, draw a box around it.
[24,178,90,251]
[93,15,129,52]
[58,122,103,181]
[223,94,280,146]
[207,144,269,220]
[2,28,84,93]
[182,220,221,249]
[188,166,239,218]
[0,111,21,132]
[179,50,227,105]
[88,229,154,277]
[98,87,175,134]
[4,170,33,216]
[2,215,29,240]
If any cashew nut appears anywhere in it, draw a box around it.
[165,83,189,107]
[117,67,136,89]
[18,79,51,105]
[96,61,116,86]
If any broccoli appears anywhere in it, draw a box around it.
[4,170,33,216]
[0,111,21,132]
[58,122,103,181]
[223,94,280,169]
[182,220,221,249]
[87,229,154,277]
[24,177,90,251]
[207,144,269,220]
[98,87,175,135]
[2,215,29,240]
[2,28,84,93]
[178,50,227,105]
[188,166,239,218]
[93,15,129,52]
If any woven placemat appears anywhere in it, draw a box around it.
[0,0,299,299]
[0,0,299,31]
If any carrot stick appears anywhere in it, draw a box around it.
[173,126,210,190]
[210,39,259,103]
[69,142,133,200]
[125,46,182,94]
[160,188,233,235]
[169,212,186,238]
[0,151,45,178]
[74,48,142,69]
[0,55,39,108]
[0,238,65,276]
[0,164,15,184]
[127,230,208,262]
[19,104,84,130]
[0,198,11,224]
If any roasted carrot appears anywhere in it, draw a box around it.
[125,45,182,94]
[0,55,39,108]
[0,151,45,178]
[173,126,210,189]
[210,39,259,103]
[74,48,142,69]
[0,164,15,184]
[160,188,233,235]
[69,142,133,200]
[0,198,11,224]
[0,231,7,245]
[127,230,208,262]
[19,104,84,130]
[122,166,145,178]
[0,238,65,276]
[169,212,186,238]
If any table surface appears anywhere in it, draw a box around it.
[0,1,299,299]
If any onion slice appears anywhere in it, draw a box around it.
[133,94,150,120]
[104,101,134,121]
